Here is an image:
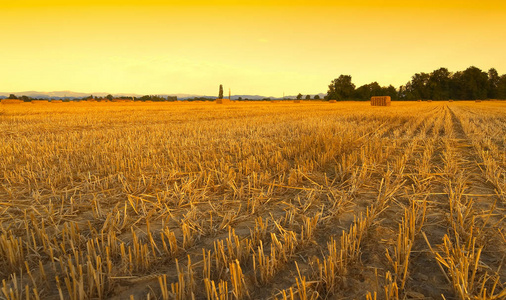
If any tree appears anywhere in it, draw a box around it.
[354,84,370,100]
[106,94,113,101]
[488,68,500,99]
[321,66,503,101]
[459,66,488,100]
[398,85,407,100]
[219,84,224,99]
[497,74,506,99]
[296,93,303,100]
[8,94,17,99]
[353,82,382,100]
[238,97,243,100]
[305,94,311,100]
[405,72,430,100]
[449,67,488,100]
[314,95,320,100]
[450,71,465,100]
[428,68,451,100]
[326,75,355,100]
[382,85,398,100]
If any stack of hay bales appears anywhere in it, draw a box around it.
[449,100,454,102]
[427,100,432,102]
[293,100,301,103]
[370,96,391,106]
[329,100,337,103]
[417,100,422,102]
[270,100,279,103]
[1,99,23,104]
[216,98,231,104]
[51,100,63,103]
[31,100,49,104]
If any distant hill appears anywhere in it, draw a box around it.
[0,91,107,99]
[0,91,203,100]
[0,91,124,99]
[229,93,326,100]
[0,91,325,100]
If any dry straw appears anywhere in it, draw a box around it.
[1,100,505,299]
[216,99,231,104]
[370,96,391,106]
[1,99,23,104]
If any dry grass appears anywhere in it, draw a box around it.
[0,101,505,299]
[1,100,23,105]
[216,99,231,104]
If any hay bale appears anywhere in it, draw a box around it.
[1,99,23,104]
[370,96,391,106]
[475,100,482,102]
[51,100,62,103]
[449,100,454,102]
[417,100,422,102]
[329,100,337,103]
[216,98,231,104]
[427,100,432,102]
[293,100,301,103]
[270,100,279,103]
[31,100,49,104]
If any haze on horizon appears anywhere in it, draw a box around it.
[1,0,505,97]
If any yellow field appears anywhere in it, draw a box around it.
[0,101,505,299]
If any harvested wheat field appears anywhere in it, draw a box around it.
[0,101,505,300]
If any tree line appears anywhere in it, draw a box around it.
[295,93,321,100]
[3,94,177,102]
[326,66,506,101]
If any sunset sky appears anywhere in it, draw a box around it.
[1,1,505,96]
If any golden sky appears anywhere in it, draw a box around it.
[1,1,505,96]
